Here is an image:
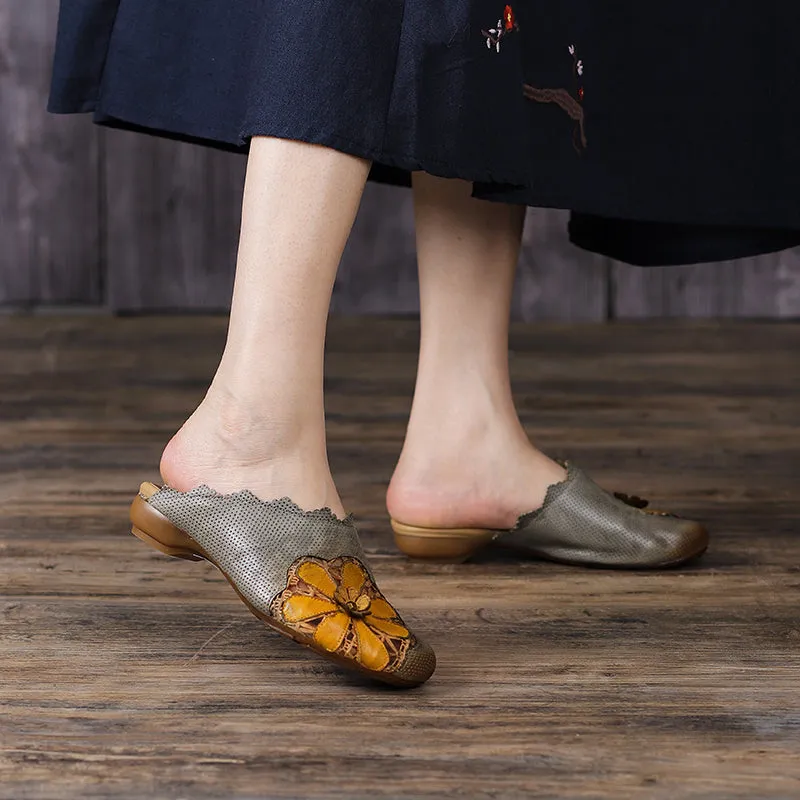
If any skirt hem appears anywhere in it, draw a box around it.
[90,100,530,195]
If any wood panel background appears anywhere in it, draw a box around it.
[3,3,800,320]
[0,3,101,306]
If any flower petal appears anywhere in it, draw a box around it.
[296,561,337,598]
[340,560,367,596]
[368,598,401,620]
[354,619,390,671]
[367,616,409,639]
[313,611,350,652]
[282,595,337,622]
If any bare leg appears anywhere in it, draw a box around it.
[160,137,371,518]
[387,174,566,529]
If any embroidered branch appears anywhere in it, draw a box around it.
[480,9,588,152]
[523,85,588,150]
[524,43,588,152]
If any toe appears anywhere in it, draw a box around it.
[389,637,437,687]
[650,518,709,566]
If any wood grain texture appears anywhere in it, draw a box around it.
[102,159,609,322]
[104,131,245,311]
[613,248,800,319]
[334,201,610,322]
[516,208,609,322]
[1,316,799,799]
[3,3,800,319]
[332,184,421,315]
[0,4,100,305]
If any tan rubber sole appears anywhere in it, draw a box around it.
[390,516,710,569]
[130,484,424,688]
[390,518,499,562]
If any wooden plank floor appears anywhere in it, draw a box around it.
[1,316,799,800]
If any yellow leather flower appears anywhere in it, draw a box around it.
[281,559,409,671]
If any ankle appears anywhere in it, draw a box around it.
[159,417,345,513]
[404,393,528,458]
[158,393,327,490]
[410,355,518,421]
[199,382,323,455]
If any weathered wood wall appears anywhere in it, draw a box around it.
[3,3,800,319]
[0,3,101,306]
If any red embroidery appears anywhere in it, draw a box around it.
[481,9,588,152]
[482,5,519,53]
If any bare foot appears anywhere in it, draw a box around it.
[386,421,567,530]
[158,391,348,520]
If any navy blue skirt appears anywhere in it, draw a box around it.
[49,1,800,265]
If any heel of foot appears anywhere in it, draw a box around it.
[390,518,496,562]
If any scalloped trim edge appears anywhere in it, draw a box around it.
[508,460,577,531]
[146,483,356,526]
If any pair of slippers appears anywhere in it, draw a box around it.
[130,462,707,687]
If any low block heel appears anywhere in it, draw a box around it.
[130,525,203,561]
[129,484,204,562]
[390,518,497,562]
